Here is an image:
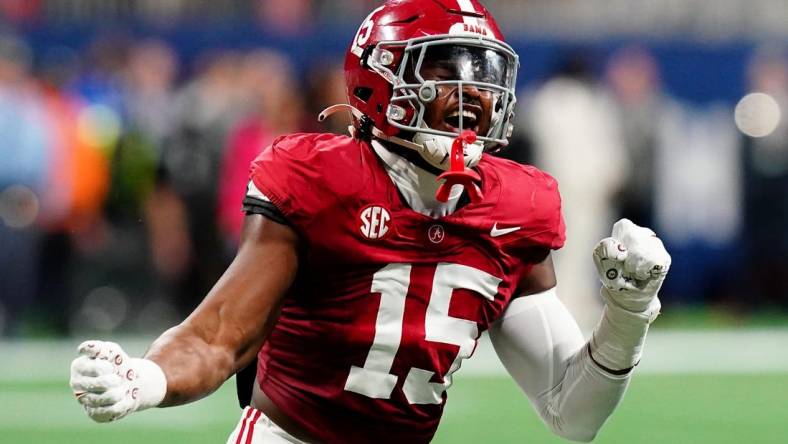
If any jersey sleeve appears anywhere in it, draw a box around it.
[248,134,336,231]
[242,180,290,226]
[528,168,566,250]
[496,162,566,251]
[502,164,566,296]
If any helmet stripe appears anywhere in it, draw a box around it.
[456,0,480,26]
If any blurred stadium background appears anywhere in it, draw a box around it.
[0,0,786,442]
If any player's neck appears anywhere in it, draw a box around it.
[381,140,444,175]
[371,139,463,218]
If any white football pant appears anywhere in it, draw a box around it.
[226,406,307,444]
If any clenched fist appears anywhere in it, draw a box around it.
[593,219,671,318]
[70,340,167,422]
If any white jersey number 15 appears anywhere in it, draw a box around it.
[344,263,501,404]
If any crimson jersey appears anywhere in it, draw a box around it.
[249,133,565,444]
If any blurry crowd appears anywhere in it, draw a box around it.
[0,33,351,336]
[514,47,788,331]
[4,0,787,40]
[0,28,786,337]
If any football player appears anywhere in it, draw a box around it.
[70,1,670,443]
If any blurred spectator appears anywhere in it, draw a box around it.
[606,46,664,228]
[153,50,246,315]
[303,60,351,135]
[0,34,51,335]
[653,100,742,306]
[109,40,185,328]
[740,46,788,308]
[106,40,178,221]
[606,45,744,307]
[0,34,48,194]
[34,45,113,334]
[217,49,304,250]
[521,53,626,334]
[123,39,179,152]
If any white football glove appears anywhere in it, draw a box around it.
[589,219,672,371]
[70,340,167,423]
[593,218,671,318]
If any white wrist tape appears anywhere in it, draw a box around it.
[132,358,168,410]
[590,289,660,371]
[72,340,168,423]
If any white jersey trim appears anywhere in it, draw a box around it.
[246,180,271,202]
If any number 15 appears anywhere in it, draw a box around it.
[344,263,501,405]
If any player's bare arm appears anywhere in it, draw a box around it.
[70,215,299,420]
[147,214,298,406]
[515,249,557,296]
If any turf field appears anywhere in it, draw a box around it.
[3,330,787,443]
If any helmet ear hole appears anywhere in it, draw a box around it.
[354,87,373,102]
[418,81,437,103]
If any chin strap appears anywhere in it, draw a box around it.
[435,130,483,203]
[319,104,438,154]
[319,105,483,203]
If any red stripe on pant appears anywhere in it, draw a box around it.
[245,409,263,444]
[235,408,254,444]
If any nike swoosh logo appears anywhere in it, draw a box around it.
[490,223,521,237]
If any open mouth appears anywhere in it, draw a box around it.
[443,107,481,133]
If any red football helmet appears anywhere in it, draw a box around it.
[343,0,519,151]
